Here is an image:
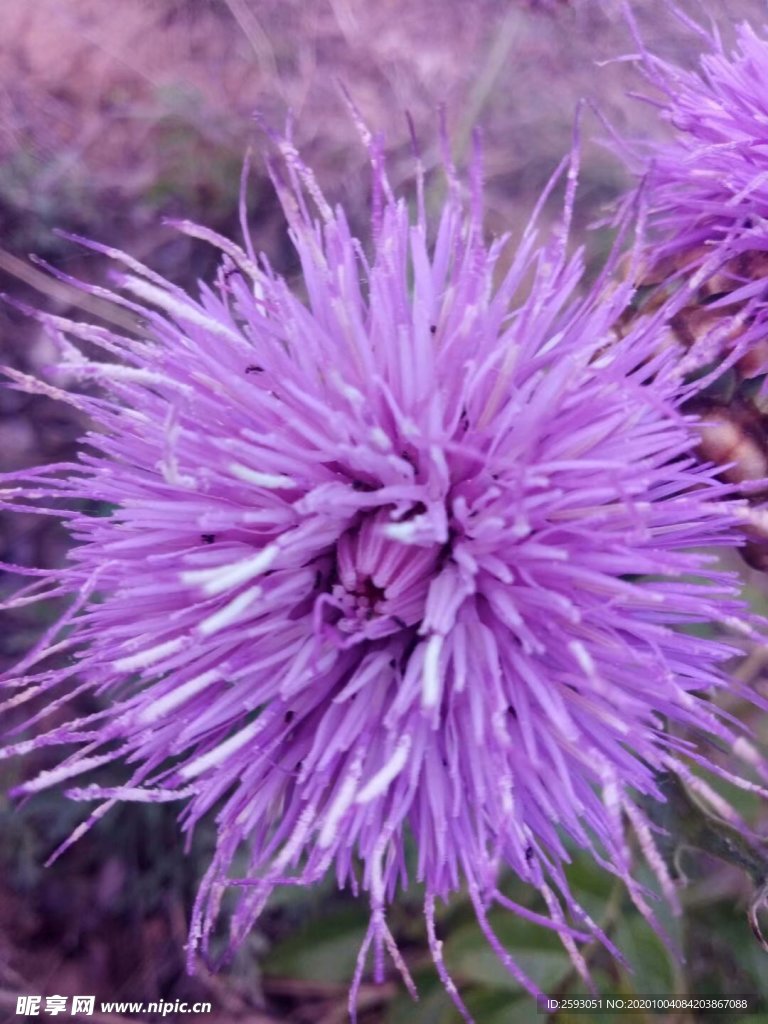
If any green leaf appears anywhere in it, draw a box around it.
[385,974,456,1024]
[444,908,572,993]
[565,849,618,922]
[263,903,369,984]
[463,988,533,1024]
[614,915,676,995]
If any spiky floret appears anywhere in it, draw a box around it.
[1,131,766,1019]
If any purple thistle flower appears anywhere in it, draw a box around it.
[611,9,768,515]
[1,128,767,1018]
[619,9,768,297]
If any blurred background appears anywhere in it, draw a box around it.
[3,1,768,1021]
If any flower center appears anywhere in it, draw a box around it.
[321,509,440,647]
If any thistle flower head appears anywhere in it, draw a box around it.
[626,14,768,260]
[615,11,768,487]
[1,128,765,1019]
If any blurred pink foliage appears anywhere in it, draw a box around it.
[0,0,727,245]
